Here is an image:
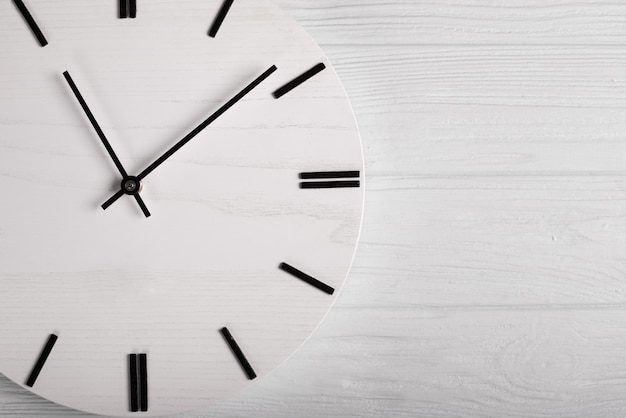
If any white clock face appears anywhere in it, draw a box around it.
[0,0,363,416]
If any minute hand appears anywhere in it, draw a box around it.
[139,65,276,181]
[101,65,277,211]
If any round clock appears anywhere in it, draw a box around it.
[0,0,363,416]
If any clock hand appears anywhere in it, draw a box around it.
[137,65,277,181]
[63,71,151,218]
[101,65,277,211]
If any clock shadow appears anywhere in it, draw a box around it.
[0,373,85,417]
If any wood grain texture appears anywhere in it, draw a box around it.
[2,0,626,416]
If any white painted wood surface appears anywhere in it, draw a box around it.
[2,0,626,416]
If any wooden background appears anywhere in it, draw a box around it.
[2,0,626,416]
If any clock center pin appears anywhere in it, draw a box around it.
[121,177,143,195]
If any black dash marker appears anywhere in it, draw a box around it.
[26,334,58,387]
[120,0,136,19]
[300,171,360,180]
[273,63,326,99]
[209,0,234,38]
[139,354,147,412]
[279,262,335,295]
[13,0,48,47]
[119,0,127,18]
[299,170,361,189]
[129,353,148,412]
[129,354,138,412]
[220,327,256,380]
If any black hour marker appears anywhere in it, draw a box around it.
[119,0,137,19]
[209,0,234,38]
[13,0,48,47]
[299,170,361,189]
[273,63,326,99]
[279,262,335,295]
[26,334,58,387]
[129,354,138,412]
[129,353,148,412]
[220,327,256,380]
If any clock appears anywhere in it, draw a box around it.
[0,0,364,416]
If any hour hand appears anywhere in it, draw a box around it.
[62,71,151,218]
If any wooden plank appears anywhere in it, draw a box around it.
[278,0,626,46]
[354,175,626,308]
